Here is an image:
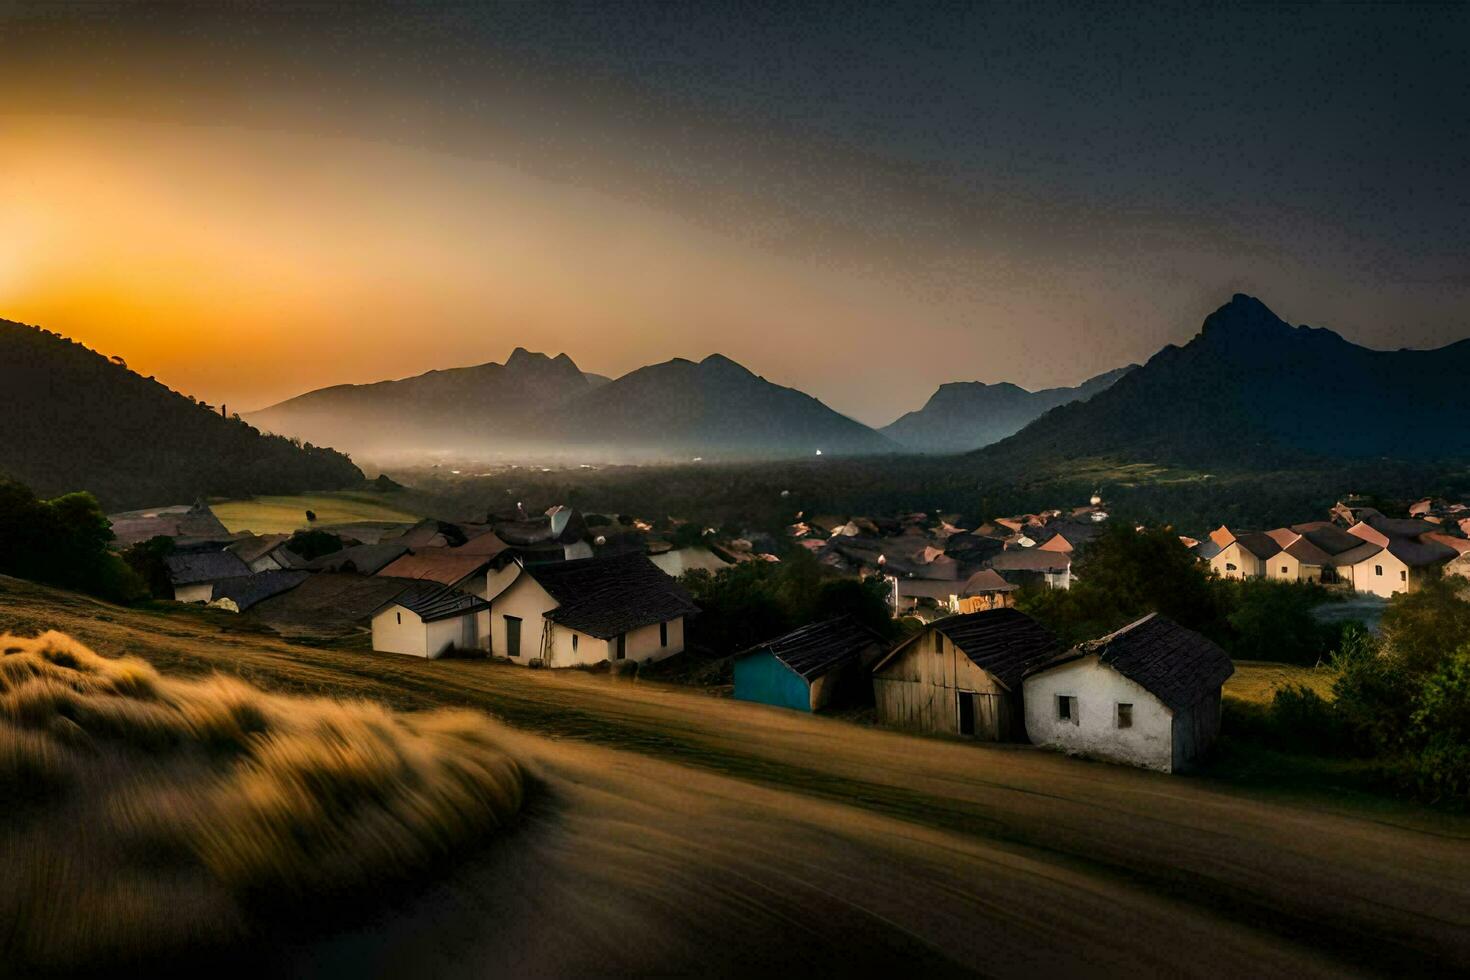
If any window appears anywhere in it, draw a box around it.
[660,621,668,647]
[572,634,579,652]
[396,612,401,625]
[933,631,943,654]
[1375,565,1383,577]
[1056,695,1076,723]
[1225,562,1237,572]
[1400,570,1407,582]
[1281,566,1289,575]
[505,616,522,658]
[615,634,627,660]
[1117,703,1133,728]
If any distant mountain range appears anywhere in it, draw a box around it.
[0,319,363,509]
[880,366,1137,453]
[249,349,895,459]
[971,294,1470,469]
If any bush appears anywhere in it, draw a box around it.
[0,479,146,602]
[284,529,345,561]
[1223,579,1338,665]
[1402,647,1470,804]
[1379,578,1470,675]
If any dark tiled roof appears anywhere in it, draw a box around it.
[165,550,251,586]
[1368,515,1440,539]
[1233,532,1283,560]
[226,533,292,565]
[525,552,699,639]
[896,578,961,600]
[209,570,310,611]
[739,616,884,680]
[384,582,491,623]
[1290,522,1364,556]
[308,543,409,574]
[1330,541,1384,567]
[1386,537,1458,568]
[1283,536,1333,566]
[1030,613,1234,713]
[961,568,1017,595]
[986,550,1071,573]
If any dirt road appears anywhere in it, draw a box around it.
[3,576,1467,975]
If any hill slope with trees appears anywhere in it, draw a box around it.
[0,319,363,509]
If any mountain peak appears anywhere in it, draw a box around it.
[506,346,544,369]
[1199,294,1290,341]
[699,353,755,377]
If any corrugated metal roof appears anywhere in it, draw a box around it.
[384,582,491,623]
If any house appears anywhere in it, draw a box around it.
[986,549,1073,589]
[953,568,1017,614]
[164,550,251,603]
[1208,531,1280,579]
[243,572,424,641]
[1347,537,1458,598]
[107,499,231,549]
[226,533,304,573]
[483,551,698,667]
[371,583,492,659]
[1022,613,1234,773]
[377,548,494,596]
[733,616,885,712]
[206,570,310,613]
[871,609,1060,741]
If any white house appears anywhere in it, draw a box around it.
[1023,613,1234,773]
[483,551,699,667]
[371,583,492,659]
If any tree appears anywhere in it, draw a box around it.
[122,535,177,599]
[284,529,344,561]
[0,479,145,602]
[1379,578,1470,675]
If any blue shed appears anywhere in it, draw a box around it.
[733,616,885,713]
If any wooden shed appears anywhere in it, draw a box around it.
[871,609,1059,741]
[733,616,885,713]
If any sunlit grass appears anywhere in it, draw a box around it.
[1225,660,1338,704]
[211,491,424,533]
[0,631,523,971]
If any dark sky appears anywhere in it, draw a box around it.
[2,1,1466,423]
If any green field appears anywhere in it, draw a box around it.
[1225,660,1338,704]
[211,491,426,534]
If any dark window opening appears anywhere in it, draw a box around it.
[932,631,943,654]
[1375,565,1383,576]
[660,621,668,647]
[1057,695,1075,721]
[572,634,578,652]
[1400,570,1407,582]
[615,634,627,660]
[1117,703,1133,728]
[395,612,401,625]
[505,616,522,658]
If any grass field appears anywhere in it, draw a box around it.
[211,491,426,534]
[1225,660,1338,703]
[0,574,1466,975]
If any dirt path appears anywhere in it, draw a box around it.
[3,576,1468,975]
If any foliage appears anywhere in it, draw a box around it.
[0,631,524,971]
[669,521,707,549]
[682,550,897,655]
[1401,647,1470,803]
[1378,578,1470,675]
[284,529,345,561]
[1222,579,1341,666]
[0,479,145,602]
[122,535,178,599]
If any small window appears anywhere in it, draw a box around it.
[1117,703,1133,728]
[660,621,668,647]
[1057,695,1074,721]
[1225,562,1237,572]
[1281,566,1288,575]
[1375,564,1383,577]
[1400,570,1407,582]
[396,612,401,625]
[572,634,579,652]
[932,631,943,654]
[615,634,627,660]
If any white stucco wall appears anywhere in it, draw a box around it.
[1210,542,1262,579]
[1023,654,1176,772]
[174,582,215,604]
[371,605,469,659]
[488,569,558,661]
[1352,551,1410,598]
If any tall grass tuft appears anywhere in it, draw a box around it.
[0,631,524,972]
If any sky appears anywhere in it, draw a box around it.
[1,1,1467,426]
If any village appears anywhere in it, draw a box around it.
[103,488,1470,776]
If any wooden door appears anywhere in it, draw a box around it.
[957,692,975,736]
[505,616,521,658]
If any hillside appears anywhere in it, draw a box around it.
[0,319,363,509]
[882,365,1136,453]
[253,350,895,460]
[973,295,1470,470]
[548,354,895,457]
[248,347,597,455]
[0,573,1465,975]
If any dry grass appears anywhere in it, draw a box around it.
[0,631,524,973]
[212,491,424,534]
